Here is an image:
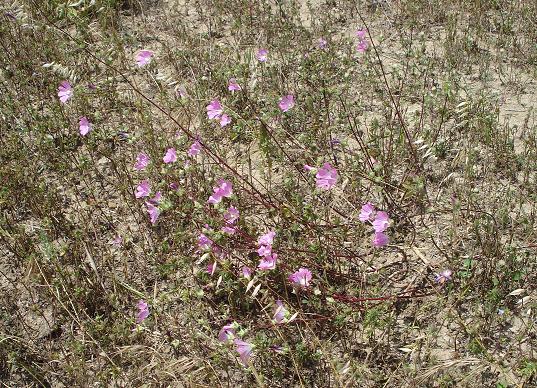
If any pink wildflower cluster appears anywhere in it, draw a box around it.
[356,29,369,53]
[206,99,232,127]
[359,202,390,247]
[257,231,277,270]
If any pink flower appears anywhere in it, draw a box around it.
[356,29,367,39]
[234,339,253,366]
[304,164,316,172]
[278,94,295,112]
[218,324,235,342]
[136,300,149,323]
[257,244,272,257]
[135,180,151,198]
[435,269,453,284]
[145,202,160,224]
[219,114,232,127]
[273,300,288,324]
[256,48,268,62]
[315,162,338,190]
[58,80,73,103]
[224,206,239,224]
[222,226,236,235]
[372,232,389,247]
[359,202,375,222]
[206,99,223,120]
[241,266,253,279]
[79,116,91,136]
[134,152,150,170]
[163,148,177,164]
[372,211,389,232]
[136,50,154,67]
[258,231,276,247]
[207,262,217,275]
[188,141,202,157]
[208,179,233,204]
[318,37,327,49]
[356,29,369,53]
[289,268,312,288]
[357,40,369,53]
[258,253,277,270]
[228,78,241,91]
[198,233,213,251]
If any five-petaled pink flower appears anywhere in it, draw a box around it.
[318,37,328,49]
[316,162,338,190]
[289,268,312,288]
[372,211,389,233]
[135,180,151,198]
[136,300,150,323]
[58,80,73,103]
[188,141,201,157]
[136,50,154,67]
[256,48,268,62]
[258,253,277,270]
[372,232,389,247]
[206,99,223,120]
[79,116,91,136]
[134,152,150,170]
[218,323,235,342]
[163,148,177,164]
[273,300,288,324]
[219,114,232,127]
[278,94,295,112]
[359,202,375,222]
[234,339,254,366]
[208,179,233,204]
[228,78,241,91]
